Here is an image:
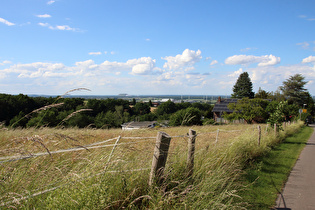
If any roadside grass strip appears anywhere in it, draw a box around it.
[240,126,313,209]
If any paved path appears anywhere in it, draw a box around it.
[275,124,315,210]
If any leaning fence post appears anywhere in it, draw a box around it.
[149,132,171,186]
[215,129,220,144]
[187,129,196,178]
[257,125,261,146]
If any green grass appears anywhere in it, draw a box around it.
[240,125,314,209]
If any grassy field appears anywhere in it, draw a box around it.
[0,122,306,209]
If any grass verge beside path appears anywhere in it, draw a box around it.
[240,126,314,209]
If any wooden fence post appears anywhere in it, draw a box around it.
[187,129,196,178]
[258,125,261,146]
[149,132,171,186]
[274,124,277,136]
[215,129,220,144]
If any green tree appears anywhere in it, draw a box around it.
[138,113,157,121]
[268,89,286,102]
[26,109,60,127]
[66,114,94,128]
[224,98,269,123]
[266,101,298,122]
[255,87,271,99]
[231,72,254,99]
[169,107,202,126]
[134,102,151,115]
[280,74,309,107]
[154,100,177,117]
[267,101,299,129]
[95,112,107,128]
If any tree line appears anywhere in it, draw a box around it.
[226,73,314,126]
[1,73,313,129]
[0,94,214,128]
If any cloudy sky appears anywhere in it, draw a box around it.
[1,0,315,96]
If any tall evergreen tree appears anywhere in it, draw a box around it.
[231,72,254,98]
[280,74,309,107]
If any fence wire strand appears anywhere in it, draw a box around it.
[0,129,248,163]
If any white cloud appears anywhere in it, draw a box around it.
[75,60,95,67]
[0,60,11,65]
[55,25,76,31]
[1,62,66,78]
[258,55,281,66]
[185,73,208,86]
[240,47,257,52]
[131,64,152,75]
[0,17,15,26]
[38,22,49,27]
[0,58,168,94]
[225,55,259,65]
[2,52,314,95]
[297,42,310,50]
[247,64,315,90]
[47,0,55,5]
[36,14,51,18]
[225,54,280,66]
[128,57,162,75]
[89,52,102,55]
[302,55,315,63]
[162,49,202,70]
[210,60,218,65]
[38,22,78,31]
[298,15,315,21]
[228,68,243,77]
[145,38,150,41]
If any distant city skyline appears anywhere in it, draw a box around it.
[1,0,315,96]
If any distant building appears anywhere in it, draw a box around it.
[212,97,238,123]
[118,93,128,96]
[161,98,175,102]
[212,97,271,123]
[121,121,157,130]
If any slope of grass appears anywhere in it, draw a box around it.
[240,125,313,209]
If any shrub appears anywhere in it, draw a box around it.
[169,107,202,126]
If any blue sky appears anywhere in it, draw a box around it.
[1,0,315,96]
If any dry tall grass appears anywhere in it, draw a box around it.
[0,122,304,209]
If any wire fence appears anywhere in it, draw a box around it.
[0,129,245,163]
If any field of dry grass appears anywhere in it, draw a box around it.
[0,122,304,209]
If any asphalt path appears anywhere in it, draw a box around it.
[275,124,315,210]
